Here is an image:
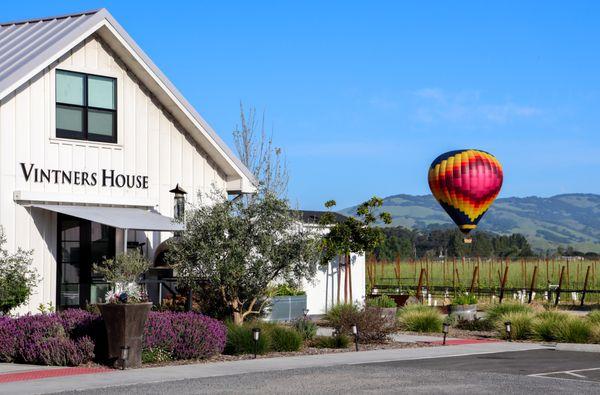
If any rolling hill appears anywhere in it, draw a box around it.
[341,193,600,253]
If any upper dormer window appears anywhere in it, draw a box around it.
[56,70,117,143]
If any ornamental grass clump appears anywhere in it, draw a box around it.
[292,317,318,340]
[312,335,350,349]
[224,322,270,355]
[531,310,568,342]
[269,326,303,352]
[555,316,592,344]
[397,305,444,333]
[484,303,533,326]
[497,311,535,340]
[586,310,600,325]
[366,295,397,308]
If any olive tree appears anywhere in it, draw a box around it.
[0,228,38,315]
[169,191,320,325]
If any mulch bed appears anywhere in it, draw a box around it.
[141,341,434,368]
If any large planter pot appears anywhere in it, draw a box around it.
[365,306,397,327]
[264,295,307,322]
[450,304,478,321]
[98,302,152,369]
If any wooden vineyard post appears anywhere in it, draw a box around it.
[545,258,549,285]
[347,253,353,303]
[455,267,461,289]
[415,268,426,302]
[498,265,510,304]
[555,266,565,306]
[337,255,342,304]
[566,260,570,290]
[443,259,447,285]
[528,266,538,303]
[580,265,591,307]
[452,258,456,295]
[469,265,479,293]
[344,254,349,303]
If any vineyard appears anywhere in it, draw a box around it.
[366,256,600,305]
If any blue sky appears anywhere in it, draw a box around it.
[3,1,600,209]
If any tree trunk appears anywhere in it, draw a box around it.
[347,253,353,302]
[337,255,341,304]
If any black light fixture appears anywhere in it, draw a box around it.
[504,321,512,342]
[120,345,130,370]
[303,308,309,318]
[351,324,359,352]
[169,184,187,221]
[252,328,261,359]
[442,322,450,345]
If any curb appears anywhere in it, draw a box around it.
[555,343,600,353]
[0,367,109,384]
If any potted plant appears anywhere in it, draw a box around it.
[94,250,151,368]
[365,295,397,326]
[450,293,478,321]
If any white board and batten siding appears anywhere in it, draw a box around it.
[0,35,228,313]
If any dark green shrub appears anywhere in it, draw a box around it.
[224,323,270,355]
[0,230,37,315]
[484,303,533,325]
[497,311,535,340]
[397,306,443,333]
[454,317,494,331]
[313,335,350,349]
[366,295,397,308]
[292,318,317,340]
[270,326,302,352]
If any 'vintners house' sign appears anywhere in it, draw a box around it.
[20,163,149,189]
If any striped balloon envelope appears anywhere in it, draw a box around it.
[428,149,503,237]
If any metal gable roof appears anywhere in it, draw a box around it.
[0,8,257,191]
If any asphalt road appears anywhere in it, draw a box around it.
[64,350,600,394]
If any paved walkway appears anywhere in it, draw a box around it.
[0,341,549,394]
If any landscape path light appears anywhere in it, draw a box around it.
[504,321,512,342]
[303,308,309,318]
[252,328,261,359]
[351,324,359,352]
[120,345,130,370]
[442,322,450,345]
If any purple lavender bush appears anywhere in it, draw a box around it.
[0,312,96,366]
[143,311,226,360]
[0,316,17,362]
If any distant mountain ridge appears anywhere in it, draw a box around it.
[340,193,600,253]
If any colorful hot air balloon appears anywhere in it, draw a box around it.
[428,149,503,239]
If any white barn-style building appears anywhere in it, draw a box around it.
[0,9,365,315]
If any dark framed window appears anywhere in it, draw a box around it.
[56,70,117,143]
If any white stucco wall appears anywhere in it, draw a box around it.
[303,253,366,315]
[0,35,229,313]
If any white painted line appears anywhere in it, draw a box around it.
[529,366,600,377]
[564,371,587,378]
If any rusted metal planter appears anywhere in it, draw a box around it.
[98,302,152,369]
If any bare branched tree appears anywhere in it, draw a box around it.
[233,102,289,197]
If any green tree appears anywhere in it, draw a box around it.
[0,228,38,315]
[169,191,320,325]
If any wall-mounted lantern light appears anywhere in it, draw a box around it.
[169,184,187,221]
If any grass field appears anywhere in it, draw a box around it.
[367,257,600,305]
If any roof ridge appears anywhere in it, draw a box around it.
[0,8,103,27]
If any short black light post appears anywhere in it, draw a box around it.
[303,308,309,318]
[442,322,450,345]
[351,324,359,351]
[252,328,261,359]
[120,345,130,370]
[504,321,512,342]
